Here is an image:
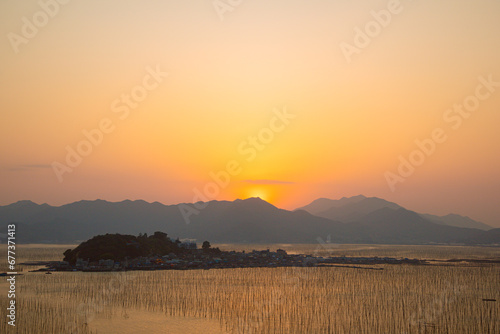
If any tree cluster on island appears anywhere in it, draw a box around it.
[63,231,220,265]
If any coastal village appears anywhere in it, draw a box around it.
[32,239,424,272]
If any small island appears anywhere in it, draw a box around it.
[24,231,426,273]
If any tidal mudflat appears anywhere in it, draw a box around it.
[1,244,498,333]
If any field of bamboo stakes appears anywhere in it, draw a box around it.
[1,244,498,333]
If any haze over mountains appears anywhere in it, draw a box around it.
[0,196,497,245]
[297,195,493,230]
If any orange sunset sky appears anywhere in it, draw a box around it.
[1,0,499,227]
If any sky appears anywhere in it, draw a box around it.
[1,0,499,227]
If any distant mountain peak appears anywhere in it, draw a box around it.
[62,199,107,208]
[8,200,47,208]
[420,212,491,231]
[239,196,265,201]
[234,197,277,208]
[235,197,267,203]
[73,199,108,204]
[12,200,37,205]
[341,194,367,200]
[296,195,493,231]
[297,195,400,222]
